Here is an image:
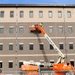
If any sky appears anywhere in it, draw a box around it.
[0,0,75,4]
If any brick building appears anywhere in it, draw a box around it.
[0,4,75,72]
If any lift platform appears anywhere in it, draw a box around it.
[29,23,42,33]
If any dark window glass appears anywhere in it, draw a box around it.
[0,45,3,50]
[10,11,14,18]
[19,44,23,50]
[29,44,33,50]
[9,45,13,50]
[0,11,4,18]
[0,62,2,68]
[19,62,23,68]
[70,60,74,66]
[50,44,53,50]
[69,44,73,49]
[59,44,63,49]
[9,62,13,68]
[40,44,44,50]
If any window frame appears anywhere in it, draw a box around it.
[70,60,74,66]
[50,44,54,50]
[69,43,73,49]
[39,43,44,50]
[19,28,24,34]
[9,28,14,34]
[9,62,13,68]
[9,44,13,50]
[58,11,62,18]
[0,28,4,34]
[49,27,53,34]
[0,62,2,68]
[59,43,64,50]
[48,11,53,18]
[20,11,24,18]
[58,27,63,34]
[67,11,71,18]
[19,44,23,50]
[29,44,34,50]
[10,11,14,18]
[29,11,33,18]
[0,45,3,50]
[0,11,4,18]
[39,11,43,18]
[68,26,73,34]
[19,62,23,68]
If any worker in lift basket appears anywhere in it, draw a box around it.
[39,23,43,27]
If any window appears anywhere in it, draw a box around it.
[40,44,44,50]
[20,11,24,18]
[69,44,73,49]
[67,11,71,18]
[0,45,3,50]
[39,11,43,18]
[10,11,14,18]
[19,44,23,50]
[0,28,4,34]
[0,11,4,18]
[29,44,34,50]
[9,62,13,68]
[68,27,73,34]
[29,11,33,18]
[49,27,53,34]
[58,11,62,18]
[40,60,44,67]
[0,62,2,68]
[19,62,23,68]
[50,60,54,67]
[9,45,13,50]
[59,44,64,49]
[9,28,14,33]
[58,27,63,34]
[50,44,53,50]
[70,60,74,66]
[48,11,53,18]
[19,28,24,34]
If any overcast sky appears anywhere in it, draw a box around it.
[0,0,75,4]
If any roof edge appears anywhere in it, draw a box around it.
[0,4,75,8]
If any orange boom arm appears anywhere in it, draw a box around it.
[35,24,65,64]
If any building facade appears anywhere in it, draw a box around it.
[0,4,75,72]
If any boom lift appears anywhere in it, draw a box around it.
[21,24,75,75]
[35,25,65,64]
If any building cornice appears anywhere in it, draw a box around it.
[0,4,75,8]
